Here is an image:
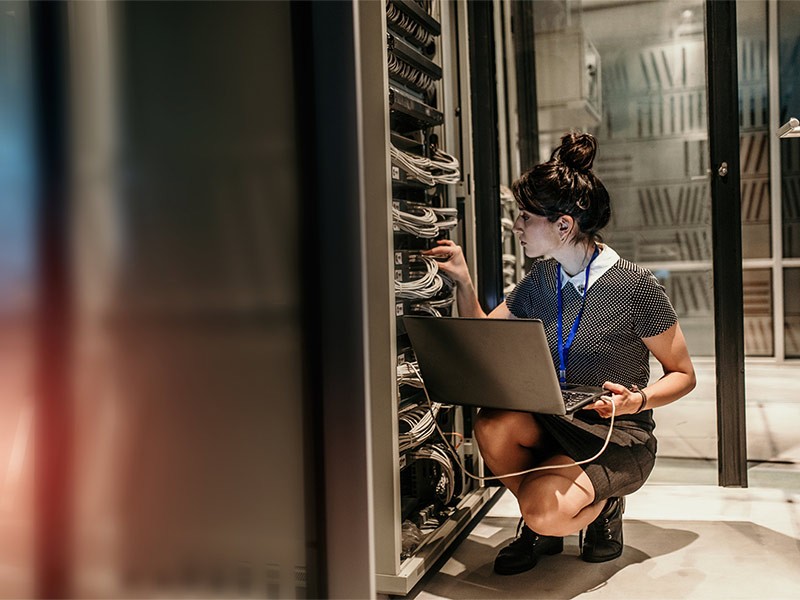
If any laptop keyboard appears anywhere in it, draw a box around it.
[561,390,597,410]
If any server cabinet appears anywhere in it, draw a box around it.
[356,2,497,595]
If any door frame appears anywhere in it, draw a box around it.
[705,0,748,487]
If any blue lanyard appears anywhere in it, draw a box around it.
[556,247,600,386]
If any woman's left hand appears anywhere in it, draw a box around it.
[583,381,644,418]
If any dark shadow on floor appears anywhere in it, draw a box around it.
[405,519,699,600]
[406,517,800,599]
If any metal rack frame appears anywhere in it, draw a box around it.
[356,1,497,595]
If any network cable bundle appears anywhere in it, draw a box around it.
[399,438,464,559]
[407,443,459,504]
[395,355,458,529]
[396,360,426,391]
[390,144,460,186]
[384,0,467,567]
[397,386,441,452]
[393,200,458,238]
[386,0,435,51]
[393,251,455,336]
[394,255,452,299]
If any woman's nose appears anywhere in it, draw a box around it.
[512,215,523,234]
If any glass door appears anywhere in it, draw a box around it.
[531,0,723,475]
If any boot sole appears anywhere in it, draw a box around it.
[581,547,623,563]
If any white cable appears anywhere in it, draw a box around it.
[431,148,461,175]
[393,206,439,237]
[398,362,454,455]
[395,207,437,226]
[425,296,455,310]
[430,207,458,231]
[407,295,455,318]
[430,207,458,216]
[500,185,515,204]
[397,386,442,451]
[411,303,442,317]
[408,443,455,503]
[390,145,461,186]
[410,296,455,317]
[386,1,434,48]
[397,361,426,388]
[395,255,445,300]
[392,206,457,237]
[409,363,616,482]
[502,253,517,264]
[390,146,437,185]
[387,53,436,96]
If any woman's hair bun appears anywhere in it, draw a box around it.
[552,132,597,172]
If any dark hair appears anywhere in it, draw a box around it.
[511,132,611,244]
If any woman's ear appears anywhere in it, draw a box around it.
[557,215,574,239]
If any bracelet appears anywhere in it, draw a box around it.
[631,385,649,413]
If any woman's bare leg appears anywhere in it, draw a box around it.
[473,409,551,496]
[515,455,604,537]
[474,411,605,537]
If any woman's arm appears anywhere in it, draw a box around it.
[488,301,515,319]
[451,271,487,318]
[638,321,696,408]
[423,240,502,318]
[587,321,696,417]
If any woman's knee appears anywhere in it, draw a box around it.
[519,491,569,536]
[474,409,542,451]
[473,409,500,443]
[518,476,590,537]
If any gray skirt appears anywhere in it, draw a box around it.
[536,413,657,503]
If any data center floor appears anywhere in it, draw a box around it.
[654,359,800,463]
[408,458,800,600]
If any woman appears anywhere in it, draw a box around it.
[423,132,695,575]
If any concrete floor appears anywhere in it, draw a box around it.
[410,459,800,600]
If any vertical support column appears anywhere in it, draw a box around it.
[494,1,510,187]
[292,2,375,597]
[355,0,400,583]
[510,0,539,170]
[705,0,748,487]
[467,0,503,312]
[290,7,325,596]
[30,1,73,597]
[768,0,785,361]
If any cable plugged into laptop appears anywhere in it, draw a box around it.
[409,363,616,482]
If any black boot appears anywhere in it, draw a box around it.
[580,496,625,563]
[494,518,564,575]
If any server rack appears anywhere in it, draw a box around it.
[356,1,497,595]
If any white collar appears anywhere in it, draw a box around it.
[559,244,620,293]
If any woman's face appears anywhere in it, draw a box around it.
[513,209,561,258]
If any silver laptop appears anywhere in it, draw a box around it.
[403,316,608,415]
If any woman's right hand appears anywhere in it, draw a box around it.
[422,239,470,285]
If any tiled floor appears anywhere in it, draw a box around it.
[410,459,800,599]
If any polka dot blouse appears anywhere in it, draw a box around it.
[505,247,678,429]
